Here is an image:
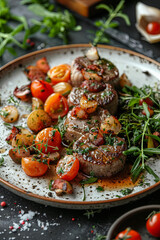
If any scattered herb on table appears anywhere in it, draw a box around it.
[95,234,106,240]
[28,3,81,44]
[83,209,102,219]
[119,84,160,182]
[0,0,81,56]
[93,0,130,45]
[0,0,29,56]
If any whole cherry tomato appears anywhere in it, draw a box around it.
[36,57,50,74]
[48,64,71,84]
[56,155,79,181]
[146,212,160,237]
[139,97,153,106]
[44,93,69,119]
[146,22,160,35]
[31,80,53,102]
[115,228,141,240]
[22,156,49,177]
[35,128,61,154]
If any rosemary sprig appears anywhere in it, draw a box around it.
[93,0,130,45]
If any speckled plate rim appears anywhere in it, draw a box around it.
[0,44,160,209]
[107,204,160,239]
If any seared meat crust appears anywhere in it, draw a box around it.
[73,133,127,178]
[64,108,110,142]
[70,56,119,87]
[68,84,118,115]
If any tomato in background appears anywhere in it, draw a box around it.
[146,212,160,237]
[31,80,53,102]
[48,64,71,84]
[35,128,61,154]
[44,93,69,119]
[146,22,160,35]
[56,155,79,181]
[22,156,49,177]
[36,57,50,74]
[115,228,141,240]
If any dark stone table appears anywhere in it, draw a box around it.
[0,1,160,239]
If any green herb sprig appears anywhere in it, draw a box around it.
[119,84,160,182]
[93,0,130,45]
[28,3,81,44]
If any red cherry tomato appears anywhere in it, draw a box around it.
[31,80,53,102]
[146,212,160,237]
[35,128,61,154]
[115,228,141,240]
[36,57,50,74]
[44,93,69,119]
[22,156,49,177]
[56,155,79,181]
[139,97,153,106]
[146,22,160,35]
[48,64,71,84]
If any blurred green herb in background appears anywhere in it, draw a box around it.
[28,3,81,44]
[0,0,81,57]
[0,0,29,56]
[93,0,130,45]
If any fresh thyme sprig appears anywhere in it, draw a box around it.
[93,0,130,45]
[119,84,160,182]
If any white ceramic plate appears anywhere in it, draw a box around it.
[0,44,160,209]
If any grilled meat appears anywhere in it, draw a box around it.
[73,133,127,178]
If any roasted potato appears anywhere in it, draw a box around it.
[27,109,52,133]
[0,105,19,123]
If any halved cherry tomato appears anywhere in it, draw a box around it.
[24,66,46,81]
[48,64,71,84]
[146,212,160,237]
[44,93,69,119]
[31,80,53,102]
[146,22,160,35]
[115,228,141,240]
[36,57,50,74]
[56,155,79,181]
[142,106,154,117]
[139,97,153,106]
[35,127,61,154]
[22,156,49,177]
[53,82,72,96]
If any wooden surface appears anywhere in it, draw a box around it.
[56,0,103,17]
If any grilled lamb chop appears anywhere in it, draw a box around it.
[68,83,118,115]
[73,132,127,178]
[64,108,110,142]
